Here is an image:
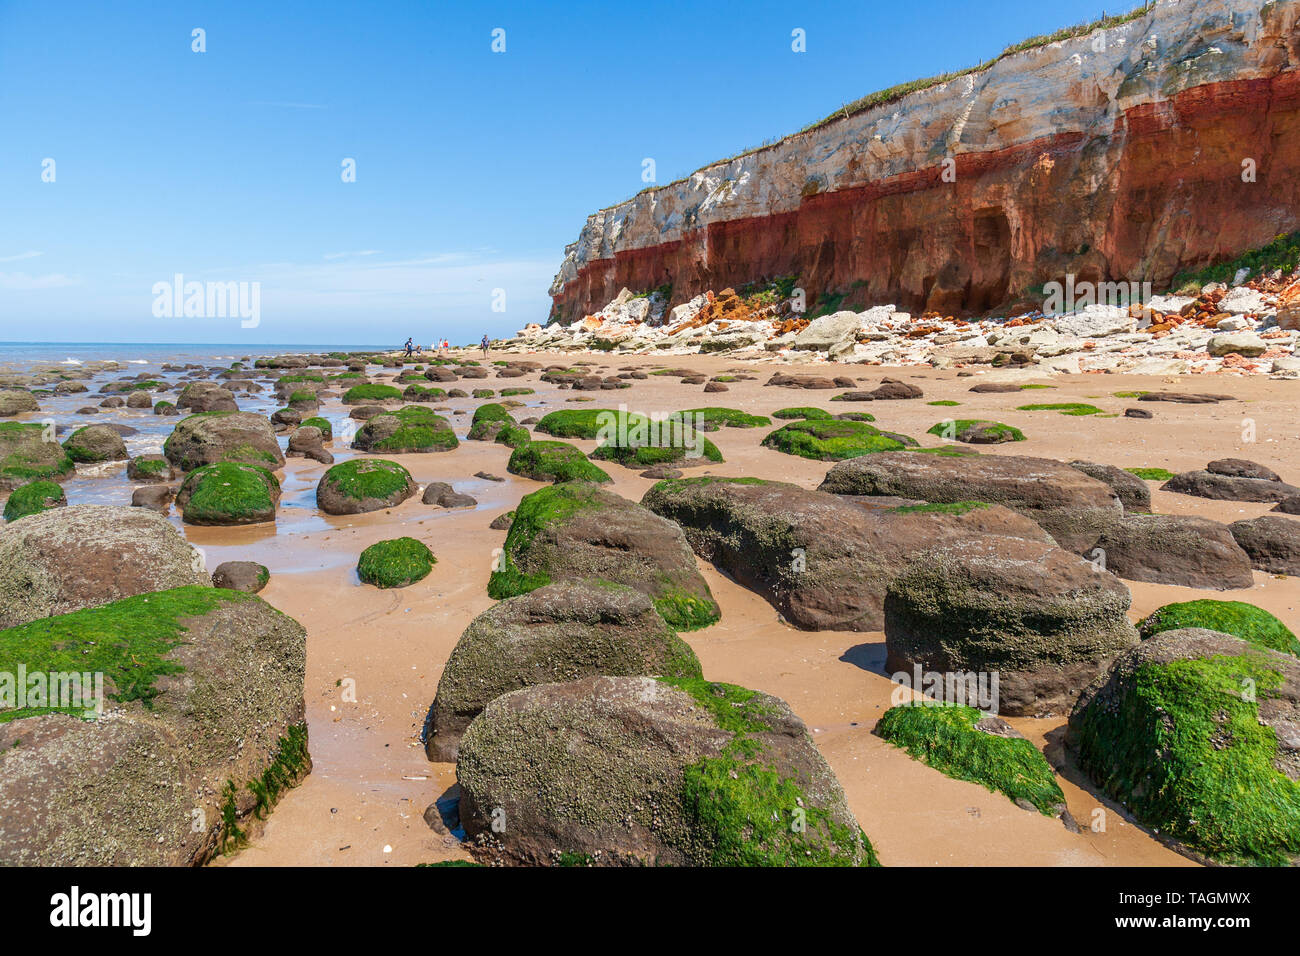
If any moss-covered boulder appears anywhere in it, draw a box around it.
[0,586,308,865]
[0,389,39,417]
[299,416,333,440]
[818,451,1122,554]
[1137,600,1298,656]
[925,420,1025,445]
[494,423,531,449]
[127,454,173,483]
[877,703,1066,815]
[534,407,646,439]
[0,422,75,490]
[472,403,514,425]
[762,419,908,461]
[316,458,417,515]
[357,536,435,588]
[175,462,281,526]
[489,482,719,630]
[642,476,1050,632]
[1068,628,1300,865]
[424,581,702,761]
[352,406,458,453]
[342,383,402,405]
[3,480,66,521]
[163,411,285,473]
[0,504,209,628]
[507,441,611,484]
[883,534,1138,716]
[680,407,771,429]
[772,407,832,420]
[62,424,128,463]
[176,381,238,413]
[590,431,723,468]
[402,383,448,402]
[457,675,877,866]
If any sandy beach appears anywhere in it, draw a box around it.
[9,347,1285,866]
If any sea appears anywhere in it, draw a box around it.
[0,342,390,368]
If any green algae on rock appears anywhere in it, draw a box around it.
[761,418,907,461]
[488,482,719,630]
[176,461,281,525]
[876,703,1065,814]
[424,581,702,761]
[1069,627,1300,866]
[357,536,435,588]
[2,480,66,522]
[163,411,285,472]
[456,674,877,866]
[507,440,611,484]
[0,585,308,865]
[342,382,403,404]
[316,458,417,515]
[1137,600,1298,656]
[772,406,833,420]
[0,422,75,490]
[352,405,458,453]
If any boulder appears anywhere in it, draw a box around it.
[131,484,176,514]
[212,561,269,593]
[62,424,128,463]
[1162,466,1300,503]
[1068,461,1151,512]
[0,390,39,416]
[423,582,702,761]
[1094,514,1254,589]
[315,458,417,515]
[643,476,1051,631]
[1228,515,1300,574]
[177,381,239,413]
[422,482,477,508]
[792,310,860,356]
[127,454,173,482]
[818,451,1121,553]
[490,482,719,631]
[2,480,66,521]
[884,535,1138,716]
[456,675,876,866]
[1068,628,1300,866]
[0,422,75,491]
[286,425,333,464]
[1207,332,1267,357]
[0,586,308,865]
[351,406,457,454]
[0,504,208,628]
[175,462,281,526]
[163,412,285,473]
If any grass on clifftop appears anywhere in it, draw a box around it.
[0,586,248,721]
[876,703,1065,815]
[1137,600,1298,656]
[357,537,436,589]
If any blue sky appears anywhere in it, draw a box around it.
[1,0,1124,345]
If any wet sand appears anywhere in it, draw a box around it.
[14,349,1298,866]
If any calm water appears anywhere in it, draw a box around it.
[0,342,389,368]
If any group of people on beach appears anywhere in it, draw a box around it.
[403,334,490,358]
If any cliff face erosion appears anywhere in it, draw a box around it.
[549,0,1300,323]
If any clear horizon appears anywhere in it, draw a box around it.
[3,0,1126,346]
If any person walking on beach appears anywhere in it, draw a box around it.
[480,334,490,358]
[404,337,414,357]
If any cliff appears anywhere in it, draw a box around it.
[549,0,1300,323]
